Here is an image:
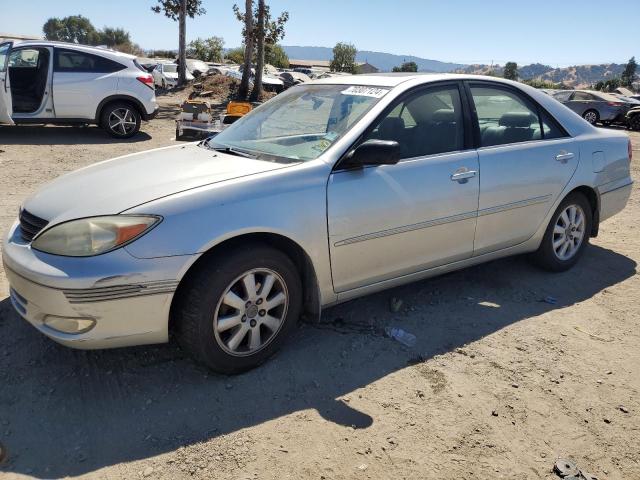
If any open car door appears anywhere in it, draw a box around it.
[0,42,14,124]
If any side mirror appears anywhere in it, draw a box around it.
[342,139,401,168]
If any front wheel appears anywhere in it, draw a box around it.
[530,193,592,272]
[173,244,302,374]
[101,102,141,138]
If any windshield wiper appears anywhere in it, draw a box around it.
[207,143,257,159]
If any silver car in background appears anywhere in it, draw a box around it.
[552,89,636,125]
[3,74,633,374]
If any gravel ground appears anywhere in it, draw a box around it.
[0,100,639,480]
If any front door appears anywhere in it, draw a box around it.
[0,42,14,124]
[328,83,479,293]
[467,82,579,256]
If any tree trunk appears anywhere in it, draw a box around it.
[178,0,187,86]
[239,0,254,100]
[250,0,265,102]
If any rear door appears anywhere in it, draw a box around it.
[467,82,578,256]
[52,48,124,119]
[0,41,14,124]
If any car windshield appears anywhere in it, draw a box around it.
[205,84,389,162]
[163,64,177,73]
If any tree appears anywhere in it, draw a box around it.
[225,47,245,64]
[330,42,358,74]
[265,44,289,68]
[99,27,131,47]
[503,61,518,80]
[152,0,206,86]
[43,15,101,44]
[622,56,637,87]
[188,36,225,62]
[392,61,418,72]
[234,1,289,99]
[233,0,255,99]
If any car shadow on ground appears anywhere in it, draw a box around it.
[0,245,635,477]
[0,125,152,146]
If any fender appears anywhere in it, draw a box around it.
[95,95,151,122]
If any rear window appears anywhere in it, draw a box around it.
[54,49,126,73]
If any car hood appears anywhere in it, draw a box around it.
[22,144,289,223]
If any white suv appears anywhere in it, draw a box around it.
[0,41,158,138]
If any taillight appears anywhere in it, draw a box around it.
[607,102,623,107]
[136,74,154,89]
[629,139,633,162]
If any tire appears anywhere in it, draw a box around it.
[162,79,166,90]
[630,114,640,131]
[173,244,303,374]
[101,102,141,138]
[582,109,599,125]
[175,125,181,140]
[530,193,592,272]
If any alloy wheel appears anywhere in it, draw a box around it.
[552,204,586,261]
[108,108,137,136]
[213,268,289,357]
[583,111,598,124]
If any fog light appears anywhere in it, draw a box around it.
[43,315,96,334]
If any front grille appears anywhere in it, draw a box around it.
[19,209,48,242]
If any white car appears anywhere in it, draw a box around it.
[0,40,158,138]
[151,63,194,89]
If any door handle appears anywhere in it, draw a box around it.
[555,152,574,163]
[451,170,477,183]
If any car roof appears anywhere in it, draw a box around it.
[310,72,527,88]
[7,39,136,60]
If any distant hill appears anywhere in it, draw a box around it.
[454,62,627,88]
[281,45,464,73]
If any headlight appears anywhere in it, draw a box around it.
[32,215,161,257]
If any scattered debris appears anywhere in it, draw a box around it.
[603,417,611,424]
[491,410,499,417]
[143,466,154,477]
[573,326,613,342]
[511,383,519,388]
[385,327,416,347]
[554,458,580,477]
[543,296,558,305]
[619,405,629,413]
[357,463,368,471]
[389,297,403,313]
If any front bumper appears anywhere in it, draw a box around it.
[3,221,196,349]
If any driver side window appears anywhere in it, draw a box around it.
[363,85,465,159]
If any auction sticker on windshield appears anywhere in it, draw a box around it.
[341,86,388,98]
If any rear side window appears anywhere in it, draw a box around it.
[572,91,595,101]
[54,49,126,73]
[470,85,567,147]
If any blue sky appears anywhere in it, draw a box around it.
[2,0,637,66]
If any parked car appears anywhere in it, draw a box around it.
[3,74,632,374]
[279,71,311,89]
[626,106,640,130]
[0,40,158,138]
[151,63,194,89]
[554,89,635,125]
[184,59,210,78]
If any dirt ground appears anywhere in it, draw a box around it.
[0,96,639,480]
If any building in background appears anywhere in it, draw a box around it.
[0,33,43,43]
[289,59,379,74]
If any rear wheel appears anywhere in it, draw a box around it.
[530,193,592,272]
[629,114,640,131]
[582,109,599,125]
[173,244,302,374]
[101,102,141,138]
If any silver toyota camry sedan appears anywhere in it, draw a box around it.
[3,73,633,373]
